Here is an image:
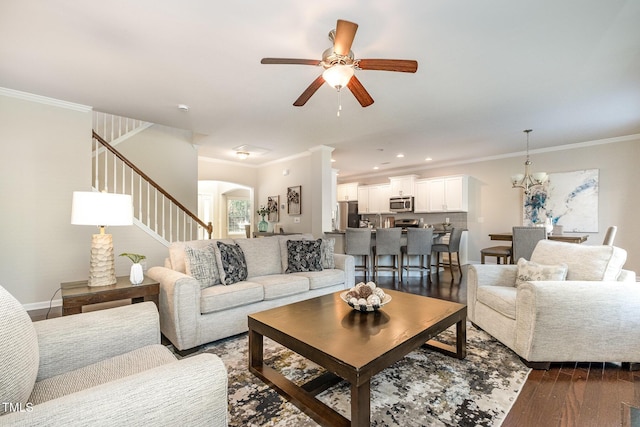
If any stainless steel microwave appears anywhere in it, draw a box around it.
[389,196,414,212]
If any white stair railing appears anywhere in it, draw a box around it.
[92,111,153,145]
[92,130,212,245]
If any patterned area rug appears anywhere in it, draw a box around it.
[195,323,530,426]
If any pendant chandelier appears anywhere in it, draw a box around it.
[511,129,547,195]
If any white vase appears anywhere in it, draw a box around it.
[544,218,554,235]
[130,263,144,285]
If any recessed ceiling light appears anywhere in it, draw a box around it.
[177,104,190,111]
[396,153,404,158]
[425,157,433,161]
[373,166,379,170]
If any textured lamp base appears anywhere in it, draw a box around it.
[88,233,117,287]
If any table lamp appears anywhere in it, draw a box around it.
[71,191,133,287]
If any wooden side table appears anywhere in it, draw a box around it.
[61,275,159,316]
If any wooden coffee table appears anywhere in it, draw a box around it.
[248,289,466,426]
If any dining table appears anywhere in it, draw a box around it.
[488,232,588,244]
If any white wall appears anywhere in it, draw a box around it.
[0,90,200,306]
[256,154,313,234]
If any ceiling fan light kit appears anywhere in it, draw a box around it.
[261,19,418,111]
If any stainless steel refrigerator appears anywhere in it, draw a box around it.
[336,201,359,231]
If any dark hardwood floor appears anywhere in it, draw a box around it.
[29,267,639,426]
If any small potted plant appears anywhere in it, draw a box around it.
[120,253,146,285]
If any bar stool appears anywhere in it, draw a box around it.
[480,246,512,264]
[373,228,402,282]
[432,227,465,277]
[401,227,433,282]
[345,228,372,280]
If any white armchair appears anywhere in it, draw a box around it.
[0,285,228,426]
[467,240,639,369]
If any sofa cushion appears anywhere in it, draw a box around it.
[235,237,282,278]
[250,274,310,300]
[216,242,248,285]
[515,258,568,287]
[531,240,627,281]
[200,281,264,314]
[476,286,517,320]
[278,234,315,272]
[286,239,323,273]
[321,238,336,269]
[29,345,176,405]
[168,239,234,273]
[291,269,345,290]
[184,243,221,288]
[0,286,40,415]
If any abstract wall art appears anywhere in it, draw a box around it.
[523,169,599,232]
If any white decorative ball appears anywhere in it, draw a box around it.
[367,295,381,306]
[357,298,367,306]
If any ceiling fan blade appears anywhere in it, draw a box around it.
[293,75,325,106]
[333,20,358,56]
[357,59,418,73]
[261,58,321,66]
[347,75,374,107]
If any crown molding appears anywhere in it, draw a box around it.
[0,87,92,112]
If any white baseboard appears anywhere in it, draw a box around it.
[23,299,62,311]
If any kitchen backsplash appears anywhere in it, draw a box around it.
[362,212,467,229]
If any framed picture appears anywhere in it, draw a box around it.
[267,196,279,222]
[287,186,301,215]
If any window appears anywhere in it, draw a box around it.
[227,198,250,234]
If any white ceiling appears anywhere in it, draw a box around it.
[1,0,639,180]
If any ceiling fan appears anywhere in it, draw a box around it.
[261,19,418,108]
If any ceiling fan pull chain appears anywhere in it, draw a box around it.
[337,87,342,117]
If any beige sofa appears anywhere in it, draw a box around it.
[468,240,639,368]
[148,234,355,352]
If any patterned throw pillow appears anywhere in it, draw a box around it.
[286,239,323,273]
[216,242,248,285]
[184,243,221,289]
[321,238,336,269]
[515,258,568,287]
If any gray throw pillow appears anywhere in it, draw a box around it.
[185,243,221,288]
[286,239,323,273]
[321,238,336,269]
[216,242,248,285]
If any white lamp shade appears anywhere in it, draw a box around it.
[322,64,355,89]
[71,191,133,226]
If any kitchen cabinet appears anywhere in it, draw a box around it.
[357,186,370,213]
[336,182,358,201]
[414,179,429,212]
[426,175,468,212]
[389,175,418,197]
[358,184,391,214]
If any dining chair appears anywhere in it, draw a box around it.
[345,228,373,281]
[602,226,617,245]
[432,227,465,278]
[401,227,433,282]
[373,227,402,282]
[480,245,512,264]
[512,226,547,262]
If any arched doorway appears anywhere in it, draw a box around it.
[198,180,254,239]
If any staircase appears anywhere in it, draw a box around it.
[92,112,212,245]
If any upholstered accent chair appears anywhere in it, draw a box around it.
[0,285,228,426]
[468,240,639,369]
